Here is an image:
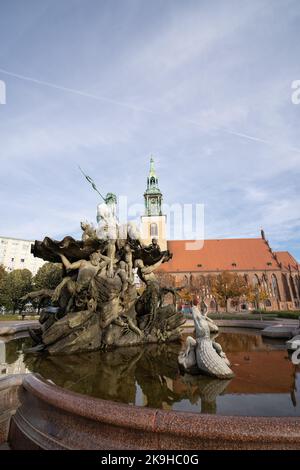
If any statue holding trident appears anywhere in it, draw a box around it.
[23,166,184,355]
[79,167,119,278]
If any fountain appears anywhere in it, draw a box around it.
[23,192,185,355]
[1,192,300,450]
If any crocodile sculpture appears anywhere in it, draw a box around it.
[178,301,234,379]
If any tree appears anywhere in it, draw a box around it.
[190,275,207,296]
[0,264,6,282]
[155,271,176,288]
[34,262,63,290]
[211,272,249,312]
[246,285,269,310]
[0,264,8,310]
[178,287,193,303]
[0,269,33,313]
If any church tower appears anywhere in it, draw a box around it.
[140,157,167,250]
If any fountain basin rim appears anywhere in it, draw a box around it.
[2,373,300,449]
[22,373,300,442]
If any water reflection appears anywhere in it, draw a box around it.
[1,329,299,416]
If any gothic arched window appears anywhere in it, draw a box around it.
[282,274,292,301]
[271,274,281,301]
[252,274,260,287]
[261,274,268,291]
[290,275,297,299]
[150,223,158,237]
[296,275,300,297]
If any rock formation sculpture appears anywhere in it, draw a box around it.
[178,300,234,379]
[25,197,185,355]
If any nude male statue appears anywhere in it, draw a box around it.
[80,221,97,242]
[135,254,169,286]
[53,251,112,312]
[115,260,128,297]
[96,193,118,278]
[124,244,134,284]
[134,254,169,332]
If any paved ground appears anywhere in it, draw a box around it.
[184,317,299,326]
[0,320,38,327]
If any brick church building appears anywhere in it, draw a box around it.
[140,158,300,312]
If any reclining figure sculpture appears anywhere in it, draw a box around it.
[25,194,185,355]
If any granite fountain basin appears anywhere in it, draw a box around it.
[1,328,300,450]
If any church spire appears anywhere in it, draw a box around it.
[141,157,167,250]
[144,157,162,216]
[146,156,160,192]
[149,156,156,178]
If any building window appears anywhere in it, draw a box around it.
[296,275,300,297]
[150,223,158,237]
[290,276,297,299]
[21,259,25,263]
[11,257,14,262]
[271,274,281,301]
[261,274,268,292]
[282,274,292,302]
[265,299,272,307]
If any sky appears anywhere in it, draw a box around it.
[0,0,300,259]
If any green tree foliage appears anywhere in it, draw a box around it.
[34,262,62,290]
[0,264,6,281]
[0,269,33,313]
[0,264,8,308]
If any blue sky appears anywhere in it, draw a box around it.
[0,0,299,259]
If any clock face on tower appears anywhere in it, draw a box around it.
[150,198,157,215]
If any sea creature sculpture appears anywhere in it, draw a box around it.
[178,301,234,379]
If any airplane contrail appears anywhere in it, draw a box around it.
[0,67,154,114]
[1,67,299,154]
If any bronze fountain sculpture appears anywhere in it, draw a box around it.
[25,192,185,355]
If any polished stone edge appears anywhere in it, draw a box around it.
[216,320,271,329]
[0,374,25,445]
[0,321,39,336]
[214,320,299,339]
[7,373,300,450]
[0,374,25,391]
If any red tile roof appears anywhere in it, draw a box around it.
[275,251,299,272]
[160,238,284,272]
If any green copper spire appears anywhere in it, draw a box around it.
[149,156,156,178]
[144,157,163,216]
